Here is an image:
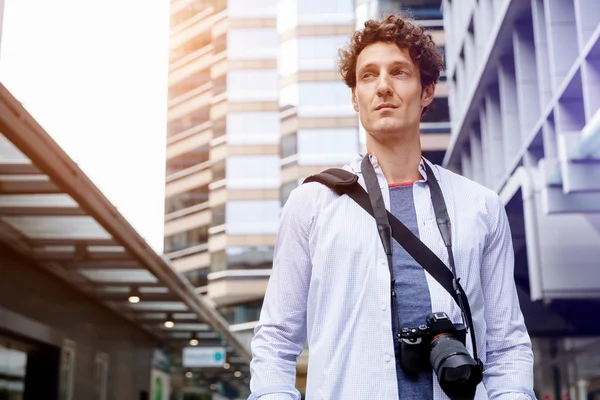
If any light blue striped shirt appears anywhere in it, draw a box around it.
[249,155,536,400]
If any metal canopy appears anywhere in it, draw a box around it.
[0,84,250,368]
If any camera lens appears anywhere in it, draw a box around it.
[429,335,482,400]
[444,364,471,382]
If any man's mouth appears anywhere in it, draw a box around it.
[375,103,397,110]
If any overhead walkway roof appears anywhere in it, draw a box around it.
[0,83,250,366]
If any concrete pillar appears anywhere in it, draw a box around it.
[577,379,588,400]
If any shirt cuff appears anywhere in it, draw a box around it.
[248,385,302,400]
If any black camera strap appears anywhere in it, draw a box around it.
[304,156,482,369]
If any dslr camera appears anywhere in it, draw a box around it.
[398,312,483,399]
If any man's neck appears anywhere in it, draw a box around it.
[366,130,423,185]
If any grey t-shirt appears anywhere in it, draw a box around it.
[389,184,433,399]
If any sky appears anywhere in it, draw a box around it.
[0,0,170,252]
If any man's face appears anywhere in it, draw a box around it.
[352,42,434,139]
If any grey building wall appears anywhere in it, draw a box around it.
[441,0,600,397]
[0,244,157,400]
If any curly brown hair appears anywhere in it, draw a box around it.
[338,14,445,89]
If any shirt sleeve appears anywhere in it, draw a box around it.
[248,185,316,400]
[481,192,537,400]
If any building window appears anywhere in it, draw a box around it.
[211,250,226,272]
[227,28,278,60]
[183,268,209,288]
[226,155,281,190]
[298,0,354,15]
[281,134,297,159]
[164,226,208,253]
[165,185,209,214]
[227,246,274,269]
[422,149,446,165]
[437,46,447,70]
[422,97,450,123]
[278,38,299,76]
[212,160,226,182]
[212,116,226,139]
[380,0,443,20]
[226,200,280,235]
[170,32,211,64]
[226,112,280,145]
[166,149,209,176]
[297,82,355,117]
[227,0,278,18]
[279,83,299,109]
[218,299,264,325]
[297,128,359,165]
[213,74,227,98]
[211,204,225,227]
[297,36,348,71]
[168,71,210,101]
[213,0,227,12]
[227,70,278,102]
[170,4,208,28]
[356,1,377,26]
[168,108,210,137]
[279,36,348,74]
[211,246,274,273]
[213,34,227,54]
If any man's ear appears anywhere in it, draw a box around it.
[421,83,435,109]
[352,88,359,112]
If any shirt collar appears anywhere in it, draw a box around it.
[348,153,434,183]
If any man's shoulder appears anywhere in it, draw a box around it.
[287,169,347,210]
[432,164,503,209]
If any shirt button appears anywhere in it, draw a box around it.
[380,259,386,265]
[384,353,391,362]
[381,303,387,311]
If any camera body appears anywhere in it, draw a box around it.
[398,312,483,399]
[398,312,467,375]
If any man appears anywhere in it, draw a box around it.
[249,14,535,400]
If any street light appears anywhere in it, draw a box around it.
[128,295,140,303]
[128,286,140,303]
[164,320,174,328]
[164,313,174,328]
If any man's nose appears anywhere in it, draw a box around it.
[376,75,393,96]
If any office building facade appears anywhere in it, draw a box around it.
[166,0,281,327]
[442,0,600,398]
[278,0,359,205]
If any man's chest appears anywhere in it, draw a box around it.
[307,194,487,309]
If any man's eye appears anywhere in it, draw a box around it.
[394,70,407,76]
[363,73,374,79]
